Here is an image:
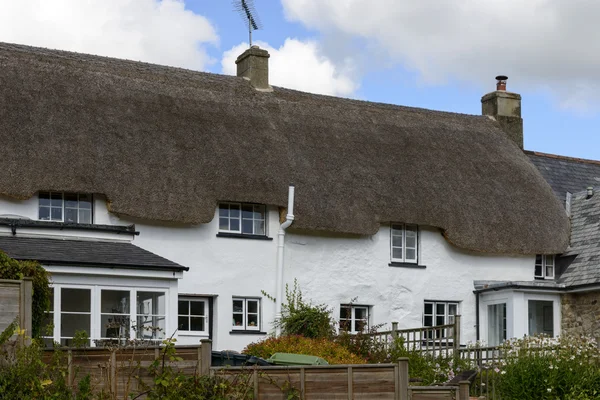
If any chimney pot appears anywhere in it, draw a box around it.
[235,46,271,90]
[495,75,508,91]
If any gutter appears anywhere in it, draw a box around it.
[0,218,139,236]
[275,184,295,337]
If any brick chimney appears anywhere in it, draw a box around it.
[236,45,271,91]
[481,76,523,149]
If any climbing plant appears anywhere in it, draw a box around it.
[0,251,51,338]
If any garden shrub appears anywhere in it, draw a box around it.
[495,335,600,400]
[244,335,367,365]
[0,251,51,338]
[275,280,336,339]
[335,324,390,363]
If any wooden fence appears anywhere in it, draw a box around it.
[0,278,32,345]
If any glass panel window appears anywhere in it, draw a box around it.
[423,301,459,339]
[534,255,555,279]
[339,304,370,334]
[488,303,507,346]
[219,202,266,236]
[60,288,91,346]
[136,292,166,340]
[528,300,554,336]
[101,290,130,339]
[41,288,55,346]
[178,298,209,334]
[39,192,93,223]
[391,224,419,263]
[232,297,261,331]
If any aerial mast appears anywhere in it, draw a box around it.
[233,0,262,47]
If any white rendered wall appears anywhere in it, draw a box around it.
[0,194,537,351]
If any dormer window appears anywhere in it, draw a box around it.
[39,192,93,224]
[535,255,555,279]
[219,203,266,236]
[391,224,418,264]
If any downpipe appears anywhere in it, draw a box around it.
[275,184,295,337]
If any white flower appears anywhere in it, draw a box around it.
[547,388,552,393]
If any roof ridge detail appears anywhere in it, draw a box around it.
[525,150,600,166]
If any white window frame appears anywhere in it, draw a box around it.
[423,301,458,339]
[38,192,94,224]
[44,284,169,347]
[339,304,370,334]
[534,255,555,279]
[232,297,261,331]
[178,297,209,336]
[219,202,267,236]
[487,302,507,346]
[391,224,418,263]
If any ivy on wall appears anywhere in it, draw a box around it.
[0,251,51,338]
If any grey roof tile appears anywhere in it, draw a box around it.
[0,236,186,271]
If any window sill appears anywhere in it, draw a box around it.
[216,233,273,241]
[389,262,426,269]
[229,330,267,335]
[178,332,209,336]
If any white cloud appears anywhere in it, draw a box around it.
[0,0,218,71]
[282,0,600,112]
[222,38,358,96]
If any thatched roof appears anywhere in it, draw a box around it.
[0,42,569,254]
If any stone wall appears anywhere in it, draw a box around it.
[561,292,600,340]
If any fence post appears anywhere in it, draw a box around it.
[68,349,74,388]
[199,339,212,376]
[391,322,398,340]
[398,357,409,400]
[458,380,470,400]
[110,350,117,395]
[19,279,33,346]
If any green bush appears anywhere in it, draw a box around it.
[244,335,367,365]
[495,335,600,400]
[0,251,51,338]
[334,324,390,363]
[275,280,336,339]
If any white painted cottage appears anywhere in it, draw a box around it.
[0,42,570,351]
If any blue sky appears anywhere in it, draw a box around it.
[1,0,598,159]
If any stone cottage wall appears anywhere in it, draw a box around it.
[561,292,600,340]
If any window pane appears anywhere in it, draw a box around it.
[392,235,403,247]
[101,290,130,314]
[424,316,433,326]
[230,218,240,231]
[179,316,189,331]
[230,205,240,218]
[65,208,78,223]
[41,312,54,337]
[546,266,554,277]
[64,193,78,208]
[51,207,62,221]
[242,219,253,234]
[405,232,416,248]
[39,207,50,220]
[242,204,253,219]
[219,204,229,217]
[178,301,189,315]
[78,209,92,224]
[254,205,265,219]
[233,314,243,327]
[535,264,543,277]
[61,314,91,337]
[405,249,416,261]
[39,192,50,206]
[392,248,404,260]
[545,255,554,267]
[219,217,229,230]
[137,292,166,315]
[190,301,205,316]
[254,220,265,235]
[50,192,63,206]
[436,316,445,326]
[354,319,367,332]
[528,300,553,336]
[448,304,457,316]
[247,300,258,314]
[136,316,165,339]
[190,317,205,331]
[233,300,243,313]
[436,303,446,316]
[61,289,91,312]
[340,306,351,319]
[101,315,130,338]
[355,307,367,320]
[424,303,433,315]
[247,314,258,327]
[535,255,542,265]
[78,194,92,208]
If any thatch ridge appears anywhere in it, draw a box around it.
[0,41,569,254]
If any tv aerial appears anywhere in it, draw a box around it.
[233,0,262,47]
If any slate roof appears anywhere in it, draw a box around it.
[559,190,600,287]
[0,41,570,255]
[0,236,187,271]
[526,151,600,201]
